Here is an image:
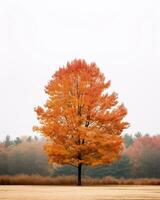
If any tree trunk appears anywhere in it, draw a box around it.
[77,163,82,186]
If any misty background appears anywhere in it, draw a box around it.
[0,0,160,139]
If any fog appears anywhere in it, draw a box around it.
[0,0,160,139]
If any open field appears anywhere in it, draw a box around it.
[0,186,160,200]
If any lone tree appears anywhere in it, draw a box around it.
[34,59,129,185]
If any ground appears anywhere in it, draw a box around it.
[0,186,160,200]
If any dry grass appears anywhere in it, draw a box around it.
[0,175,160,185]
[0,175,76,185]
[84,176,160,185]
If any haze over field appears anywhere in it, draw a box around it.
[0,0,160,139]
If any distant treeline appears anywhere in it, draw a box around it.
[0,133,160,178]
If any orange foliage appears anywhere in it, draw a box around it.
[34,59,129,168]
[126,135,160,169]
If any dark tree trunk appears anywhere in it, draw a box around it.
[77,163,82,186]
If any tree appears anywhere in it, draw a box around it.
[34,59,129,185]
[4,135,12,148]
[14,137,22,145]
[53,155,131,178]
[27,136,32,143]
[134,132,142,139]
[123,133,134,148]
[126,135,160,178]
[0,138,50,176]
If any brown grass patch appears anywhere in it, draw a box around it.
[0,175,160,185]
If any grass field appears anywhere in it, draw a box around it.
[0,186,160,200]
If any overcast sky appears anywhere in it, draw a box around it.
[0,0,160,139]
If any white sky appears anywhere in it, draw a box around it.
[0,0,160,139]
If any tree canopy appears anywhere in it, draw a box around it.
[34,59,129,185]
